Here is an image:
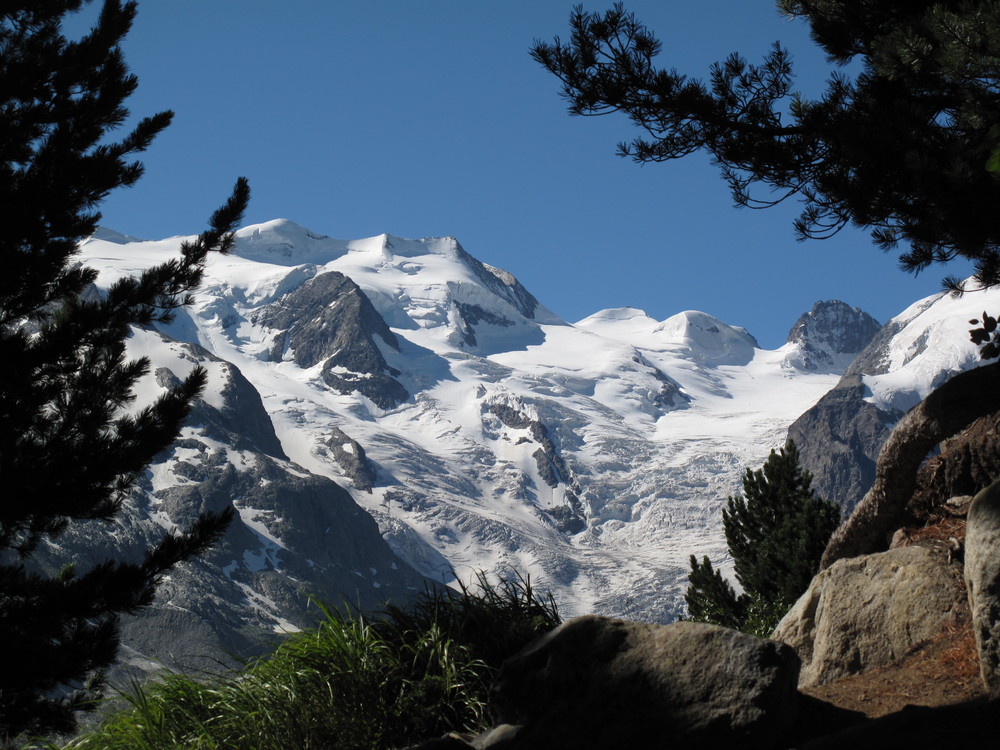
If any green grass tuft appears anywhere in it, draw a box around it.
[53,571,559,750]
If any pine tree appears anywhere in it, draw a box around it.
[684,555,746,630]
[532,1,1000,290]
[685,441,839,636]
[0,1,249,740]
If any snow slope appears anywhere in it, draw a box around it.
[78,220,875,622]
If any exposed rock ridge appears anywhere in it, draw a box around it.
[255,270,408,409]
[788,374,899,512]
[785,300,882,372]
[155,342,287,460]
[789,314,908,512]
[454,301,515,347]
[323,426,377,492]
[633,352,688,408]
[29,334,432,683]
[821,360,1000,569]
[454,243,540,320]
[489,404,585,533]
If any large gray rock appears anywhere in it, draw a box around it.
[965,479,1000,695]
[486,615,800,749]
[774,545,966,687]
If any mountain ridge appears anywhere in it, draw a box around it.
[74,221,880,639]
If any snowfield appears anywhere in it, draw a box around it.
[78,219,990,622]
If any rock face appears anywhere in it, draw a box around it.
[323,426,377,492]
[256,270,409,409]
[910,411,1000,518]
[787,374,898,512]
[784,305,890,512]
[773,546,967,687]
[487,403,584,533]
[486,615,801,749]
[787,315,909,513]
[786,312,915,515]
[784,300,882,373]
[965,480,1000,695]
[789,289,1000,515]
[24,332,432,679]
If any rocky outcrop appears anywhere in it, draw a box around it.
[910,410,1000,519]
[965,480,1000,695]
[789,315,908,512]
[784,300,882,372]
[821,361,1000,569]
[478,616,802,749]
[256,270,408,409]
[773,545,967,687]
[488,403,584,533]
[455,247,541,320]
[788,374,899,512]
[323,426,377,492]
[156,343,286,460]
[24,332,432,682]
[454,301,516,347]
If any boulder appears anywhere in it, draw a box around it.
[483,615,800,749]
[773,545,966,687]
[965,479,1000,695]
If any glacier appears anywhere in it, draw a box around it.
[75,218,891,629]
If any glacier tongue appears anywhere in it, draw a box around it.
[78,221,878,624]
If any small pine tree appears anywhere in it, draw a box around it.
[684,555,745,630]
[0,1,249,741]
[685,440,839,636]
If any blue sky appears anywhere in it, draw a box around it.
[68,1,970,349]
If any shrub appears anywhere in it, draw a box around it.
[54,572,559,750]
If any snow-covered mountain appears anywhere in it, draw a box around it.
[791,284,1000,511]
[71,219,888,651]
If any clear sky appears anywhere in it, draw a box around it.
[65,1,972,349]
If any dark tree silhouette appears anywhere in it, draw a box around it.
[532,1,1000,291]
[0,1,249,740]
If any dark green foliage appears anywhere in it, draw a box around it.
[532,1,1000,290]
[684,555,746,630]
[0,1,248,741]
[969,312,1000,359]
[685,441,839,636]
[378,570,561,673]
[59,574,561,750]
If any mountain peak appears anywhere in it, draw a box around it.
[655,310,759,365]
[578,307,654,325]
[235,219,345,264]
[783,300,881,372]
[88,226,145,244]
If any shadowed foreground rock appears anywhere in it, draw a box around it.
[482,615,800,749]
[798,698,1000,748]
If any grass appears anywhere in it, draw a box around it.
[49,572,560,750]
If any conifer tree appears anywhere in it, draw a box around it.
[532,1,1000,290]
[0,1,249,740]
[685,441,839,635]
